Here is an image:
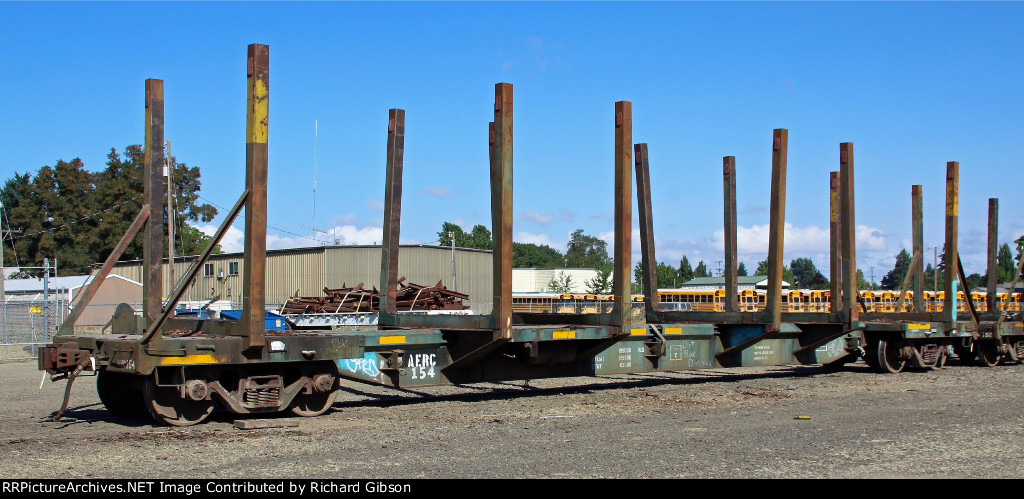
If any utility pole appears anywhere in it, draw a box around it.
[43,257,50,343]
[449,231,456,291]
[869,266,875,291]
[166,140,175,292]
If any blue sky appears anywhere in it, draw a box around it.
[1,2,1022,283]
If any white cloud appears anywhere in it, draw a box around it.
[367,198,385,212]
[196,224,245,253]
[856,224,886,251]
[520,209,554,225]
[196,223,383,252]
[420,186,451,199]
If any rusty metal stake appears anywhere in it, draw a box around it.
[912,185,924,312]
[723,156,738,314]
[240,43,269,349]
[492,84,513,339]
[765,129,787,331]
[143,79,165,349]
[943,161,958,323]
[634,143,659,315]
[612,102,632,332]
[840,143,858,324]
[57,206,150,336]
[378,108,405,322]
[987,198,998,312]
[829,171,842,313]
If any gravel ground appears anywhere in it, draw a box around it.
[1,358,1021,479]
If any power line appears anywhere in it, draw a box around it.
[197,194,323,244]
[8,198,140,241]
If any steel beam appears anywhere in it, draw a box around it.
[379,109,405,321]
[840,143,858,324]
[764,129,787,331]
[723,156,738,313]
[634,143,659,315]
[987,198,998,312]
[143,79,165,341]
[829,171,842,313]
[943,161,958,323]
[492,83,513,339]
[612,102,632,332]
[142,190,249,345]
[57,206,149,336]
[240,43,269,349]
[912,185,924,312]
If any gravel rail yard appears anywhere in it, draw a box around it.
[1,358,1021,479]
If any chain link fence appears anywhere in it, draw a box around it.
[0,298,68,360]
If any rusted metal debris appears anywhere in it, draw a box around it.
[280,278,469,315]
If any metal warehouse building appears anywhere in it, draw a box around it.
[108,245,494,313]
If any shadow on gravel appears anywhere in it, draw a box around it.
[40,403,156,429]
[328,364,850,411]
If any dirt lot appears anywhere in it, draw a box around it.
[1,358,1021,479]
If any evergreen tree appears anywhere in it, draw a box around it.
[678,256,694,282]
[790,257,828,289]
[585,266,612,294]
[856,269,870,290]
[880,249,912,290]
[1,145,218,275]
[694,260,710,278]
[548,271,573,294]
[737,261,748,277]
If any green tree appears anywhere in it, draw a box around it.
[586,266,612,294]
[856,269,871,290]
[1016,234,1024,269]
[438,222,492,250]
[548,271,573,294]
[923,263,936,291]
[790,257,828,289]
[694,260,710,278]
[880,249,912,290]
[737,262,748,277]
[657,262,681,288]
[997,243,1014,282]
[755,258,794,284]
[95,146,218,263]
[1,146,219,275]
[564,229,610,269]
[965,273,986,291]
[678,256,694,282]
[512,242,564,268]
[632,261,644,293]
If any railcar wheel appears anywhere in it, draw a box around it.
[976,341,1001,367]
[97,371,147,417]
[876,338,906,374]
[290,390,338,417]
[142,376,214,426]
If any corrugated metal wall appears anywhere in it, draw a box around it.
[108,245,493,313]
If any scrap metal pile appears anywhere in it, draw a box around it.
[280,278,470,314]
